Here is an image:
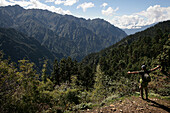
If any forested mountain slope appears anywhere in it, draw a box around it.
[0,20,169,113]
[81,20,170,72]
[0,5,127,61]
[80,20,169,97]
[0,28,55,71]
[78,20,169,109]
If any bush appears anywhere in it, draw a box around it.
[157,85,170,96]
[72,102,93,111]
[55,88,80,110]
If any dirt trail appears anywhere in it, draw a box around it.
[82,96,170,113]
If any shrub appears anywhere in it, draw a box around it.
[157,84,170,96]
[72,102,93,111]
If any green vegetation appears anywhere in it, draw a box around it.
[0,20,169,112]
[0,5,126,61]
[81,20,170,98]
[0,28,55,73]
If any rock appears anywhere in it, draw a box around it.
[109,104,115,107]
[140,108,144,110]
[110,108,116,111]
[136,107,144,111]
[100,110,103,113]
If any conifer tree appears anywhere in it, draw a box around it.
[78,65,93,90]
[59,58,67,83]
[51,59,60,85]
[92,64,107,100]
[66,57,73,83]
[42,60,48,83]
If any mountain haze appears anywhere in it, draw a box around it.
[0,5,127,61]
[123,23,157,35]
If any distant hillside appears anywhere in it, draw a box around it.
[79,21,169,103]
[0,18,169,113]
[81,20,170,74]
[0,5,127,61]
[0,28,55,71]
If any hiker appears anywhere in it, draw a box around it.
[127,65,160,100]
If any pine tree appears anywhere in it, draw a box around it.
[66,57,73,83]
[92,64,107,100]
[59,58,67,83]
[42,60,48,83]
[51,59,60,85]
[78,65,94,90]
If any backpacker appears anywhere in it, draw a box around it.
[143,73,151,82]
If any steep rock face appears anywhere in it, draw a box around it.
[0,5,127,61]
[0,28,55,71]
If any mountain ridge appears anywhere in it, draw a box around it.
[0,6,169,112]
[0,27,55,71]
[81,20,170,68]
[0,5,127,61]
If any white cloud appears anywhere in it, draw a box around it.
[0,0,72,15]
[110,15,145,29]
[54,0,63,5]
[77,2,94,12]
[137,5,170,24]
[101,3,108,8]
[0,0,12,6]
[110,5,170,29]
[54,0,78,6]
[102,7,119,16]
[45,0,55,3]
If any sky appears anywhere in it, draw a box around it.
[0,0,170,29]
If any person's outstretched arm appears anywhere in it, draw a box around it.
[150,65,161,72]
[127,71,139,74]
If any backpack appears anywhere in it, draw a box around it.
[143,73,151,82]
